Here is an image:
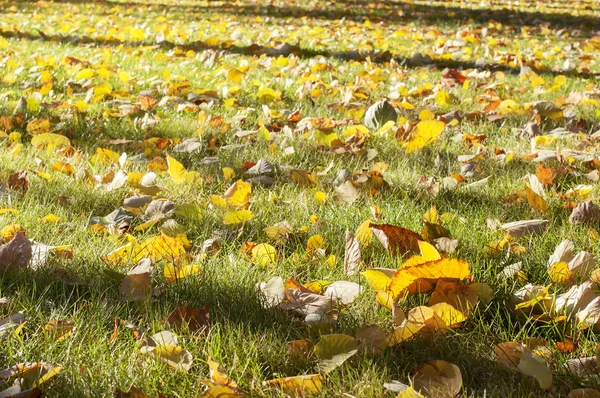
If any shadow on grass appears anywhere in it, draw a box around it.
[32,0,600,35]
[0,2,598,80]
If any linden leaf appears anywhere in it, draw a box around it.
[31,133,70,149]
[413,360,463,398]
[314,334,361,373]
[251,243,278,266]
[166,154,187,184]
[224,180,252,207]
[164,263,201,282]
[403,120,446,153]
[355,220,373,247]
[0,232,32,270]
[290,169,318,186]
[263,374,324,397]
[223,210,253,225]
[361,268,394,292]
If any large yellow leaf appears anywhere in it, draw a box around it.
[223,210,253,225]
[31,133,70,149]
[524,187,549,212]
[402,241,441,268]
[263,374,324,396]
[224,180,252,207]
[306,234,325,253]
[136,234,187,263]
[403,120,446,153]
[164,263,201,282]
[314,334,360,373]
[388,258,471,298]
[387,303,466,346]
[361,269,393,292]
[251,243,277,266]
[166,155,201,185]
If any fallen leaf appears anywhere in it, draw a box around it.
[412,360,462,398]
[370,223,422,259]
[314,334,360,373]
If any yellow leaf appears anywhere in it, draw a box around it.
[290,169,318,186]
[548,261,572,284]
[419,109,435,121]
[33,366,63,387]
[435,91,452,106]
[0,208,18,215]
[209,195,228,210]
[166,155,189,184]
[207,359,239,388]
[524,187,549,212]
[314,191,327,204]
[75,68,94,80]
[361,269,392,292]
[8,143,21,158]
[26,118,51,135]
[164,263,201,282]
[402,241,441,268]
[41,213,60,223]
[50,162,75,175]
[403,120,446,153]
[263,374,324,396]
[223,210,253,225]
[227,68,245,83]
[152,344,193,371]
[223,167,236,181]
[497,99,523,115]
[0,224,26,241]
[389,258,471,298]
[257,86,281,102]
[355,220,373,247]
[304,280,331,294]
[430,302,467,326]
[307,234,325,253]
[423,206,438,223]
[31,133,70,149]
[224,180,252,207]
[376,290,395,309]
[251,243,278,266]
[91,147,121,165]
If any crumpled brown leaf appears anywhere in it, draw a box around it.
[0,232,32,270]
[569,201,599,225]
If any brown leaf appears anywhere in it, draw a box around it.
[0,232,32,270]
[108,317,120,343]
[334,180,360,205]
[344,231,361,276]
[166,305,210,333]
[421,222,450,242]
[7,171,29,193]
[536,164,555,185]
[355,324,386,355]
[287,339,314,359]
[115,385,148,398]
[370,223,421,258]
[413,360,463,397]
[569,201,599,225]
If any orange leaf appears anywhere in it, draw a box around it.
[370,223,422,258]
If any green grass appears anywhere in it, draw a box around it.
[1,0,600,396]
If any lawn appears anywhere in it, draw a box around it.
[1,0,600,396]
